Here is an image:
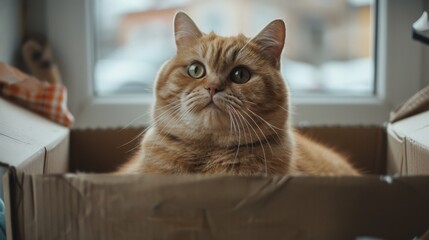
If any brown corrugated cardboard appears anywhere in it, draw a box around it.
[7,173,429,240]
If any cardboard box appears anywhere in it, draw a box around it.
[387,86,429,175]
[2,85,429,239]
[0,98,69,239]
[387,111,429,175]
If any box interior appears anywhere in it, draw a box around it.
[69,125,386,175]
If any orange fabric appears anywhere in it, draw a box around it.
[0,62,74,127]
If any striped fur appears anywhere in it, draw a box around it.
[118,12,359,176]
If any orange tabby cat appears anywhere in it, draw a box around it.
[118,12,359,176]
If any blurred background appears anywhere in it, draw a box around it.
[92,0,375,97]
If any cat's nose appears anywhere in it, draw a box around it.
[205,83,224,97]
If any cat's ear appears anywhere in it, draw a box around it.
[252,19,286,67]
[174,12,203,49]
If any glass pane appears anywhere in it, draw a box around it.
[93,0,375,97]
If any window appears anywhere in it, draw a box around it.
[43,0,424,128]
[93,0,375,97]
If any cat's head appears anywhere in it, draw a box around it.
[153,12,289,145]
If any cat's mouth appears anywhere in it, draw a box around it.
[204,101,219,110]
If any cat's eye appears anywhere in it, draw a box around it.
[230,67,251,84]
[187,62,206,79]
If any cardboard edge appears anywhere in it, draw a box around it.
[2,168,26,240]
[386,123,404,142]
[2,170,12,240]
[374,126,387,174]
[44,131,70,174]
[386,124,406,175]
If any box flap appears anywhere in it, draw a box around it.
[390,84,429,123]
[0,98,69,173]
[388,111,429,139]
[13,174,429,240]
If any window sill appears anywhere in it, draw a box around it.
[73,95,390,129]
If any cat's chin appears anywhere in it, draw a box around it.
[203,102,222,112]
[190,106,230,130]
[192,100,224,115]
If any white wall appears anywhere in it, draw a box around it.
[0,0,22,64]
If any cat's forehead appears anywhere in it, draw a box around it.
[187,33,261,73]
[200,32,249,53]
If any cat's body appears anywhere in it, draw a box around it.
[118,12,359,176]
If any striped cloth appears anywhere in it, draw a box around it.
[0,62,74,127]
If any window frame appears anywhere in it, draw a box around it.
[44,0,425,128]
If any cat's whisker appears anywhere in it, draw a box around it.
[186,96,208,110]
[230,107,249,148]
[124,104,183,153]
[223,99,242,109]
[238,110,269,175]
[230,106,262,173]
[233,108,254,155]
[225,109,236,171]
[121,112,150,131]
[277,104,292,114]
[227,109,235,146]
[223,94,244,106]
[119,101,182,149]
[245,108,284,144]
[119,131,145,151]
[125,139,146,154]
[243,112,274,175]
[149,96,207,150]
[247,110,284,132]
[228,107,242,173]
[241,99,257,106]
[146,103,182,132]
[185,94,202,105]
[149,105,184,149]
[121,101,179,130]
[138,101,181,130]
[242,111,274,155]
[237,38,252,56]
